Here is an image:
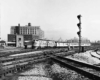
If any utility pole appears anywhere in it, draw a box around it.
[77,14,82,53]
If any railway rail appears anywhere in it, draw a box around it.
[0,47,99,79]
[0,45,97,59]
[1,49,73,70]
[0,48,69,79]
[0,54,51,79]
[0,48,67,58]
[51,55,100,80]
[2,55,48,69]
[0,48,68,63]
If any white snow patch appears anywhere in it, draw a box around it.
[97,51,100,55]
[66,50,100,65]
[90,52,100,58]
[10,51,42,57]
[51,64,69,74]
[20,64,46,75]
[18,76,51,80]
[18,63,52,80]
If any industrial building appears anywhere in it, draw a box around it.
[7,23,44,47]
[10,23,44,38]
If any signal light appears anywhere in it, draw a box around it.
[77,31,80,36]
[77,23,81,29]
[77,15,81,20]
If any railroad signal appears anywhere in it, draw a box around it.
[77,15,81,22]
[77,31,80,37]
[77,14,82,53]
[77,23,81,29]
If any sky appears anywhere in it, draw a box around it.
[1,0,100,41]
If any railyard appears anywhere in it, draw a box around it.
[0,45,100,80]
[2,0,100,80]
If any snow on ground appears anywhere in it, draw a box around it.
[9,51,42,57]
[20,64,46,75]
[97,51,100,55]
[90,52,100,58]
[66,50,100,65]
[17,63,52,80]
[18,76,51,80]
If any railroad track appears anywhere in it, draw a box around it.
[0,48,94,79]
[2,54,48,69]
[0,48,67,57]
[0,48,68,63]
[1,50,72,69]
[0,49,68,77]
[51,55,100,80]
[0,48,74,79]
[0,54,51,79]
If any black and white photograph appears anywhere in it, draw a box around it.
[0,0,100,80]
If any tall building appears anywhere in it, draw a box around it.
[10,23,44,39]
[7,23,44,47]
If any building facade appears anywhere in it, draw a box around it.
[10,23,44,39]
[8,23,44,47]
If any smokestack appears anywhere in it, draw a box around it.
[18,23,20,27]
[28,23,31,26]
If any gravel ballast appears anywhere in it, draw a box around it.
[44,61,90,80]
[2,60,92,80]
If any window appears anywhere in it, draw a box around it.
[19,38,21,41]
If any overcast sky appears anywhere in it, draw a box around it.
[1,0,100,41]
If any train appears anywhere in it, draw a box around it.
[24,39,91,49]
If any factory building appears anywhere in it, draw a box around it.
[10,23,44,38]
[7,23,44,47]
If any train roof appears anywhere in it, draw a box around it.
[34,39,56,41]
[34,39,69,43]
[56,41,68,43]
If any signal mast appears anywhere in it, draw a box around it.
[77,14,82,53]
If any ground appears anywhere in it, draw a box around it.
[0,47,23,52]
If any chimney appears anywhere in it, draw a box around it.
[28,23,31,26]
[18,23,20,27]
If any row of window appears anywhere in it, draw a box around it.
[11,28,44,38]
[11,29,36,34]
[20,30,36,35]
[20,29,36,31]
[11,26,39,29]
[20,30,36,32]
[19,27,39,29]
